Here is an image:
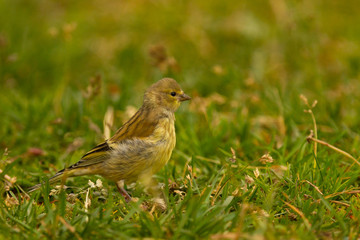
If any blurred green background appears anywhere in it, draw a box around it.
[2,0,360,159]
[2,0,360,95]
[1,0,360,238]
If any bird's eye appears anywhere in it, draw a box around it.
[170,92,176,97]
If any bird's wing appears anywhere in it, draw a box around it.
[109,107,159,142]
[67,107,159,170]
[67,141,112,169]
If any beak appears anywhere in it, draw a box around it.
[179,93,191,102]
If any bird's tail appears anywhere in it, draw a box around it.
[27,169,71,193]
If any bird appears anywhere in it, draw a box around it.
[28,78,191,203]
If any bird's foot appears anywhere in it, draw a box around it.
[116,181,132,203]
[151,197,167,212]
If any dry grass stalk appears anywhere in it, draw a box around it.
[57,216,83,240]
[306,136,360,168]
[283,201,311,230]
[302,180,323,195]
[300,94,318,171]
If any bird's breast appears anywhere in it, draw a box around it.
[105,113,176,182]
[148,115,176,173]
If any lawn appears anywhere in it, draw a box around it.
[1,0,360,239]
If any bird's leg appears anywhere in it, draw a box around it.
[140,174,167,211]
[116,180,132,202]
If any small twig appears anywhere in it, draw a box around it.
[211,174,227,206]
[307,136,360,168]
[302,180,323,195]
[196,156,220,164]
[182,158,192,180]
[308,111,318,168]
[325,189,360,200]
[283,201,312,230]
[199,186,208,197]
[58,216,83,240]
[16,184,31,200]
[300,94,318,172]
[329,200,350,208]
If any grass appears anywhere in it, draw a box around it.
[1,0,360,239]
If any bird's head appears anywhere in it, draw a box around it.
[143,78,191,112]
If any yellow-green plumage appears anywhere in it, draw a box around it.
[28,78,190,201]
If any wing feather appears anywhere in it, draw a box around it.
[67,142,112,169]
[109,106,158,142]
[67,106,158,170]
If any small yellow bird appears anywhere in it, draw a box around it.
[28,78,190,202]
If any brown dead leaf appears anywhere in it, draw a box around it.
[149,44,167,66]
[103,106,114,139]
[229,147,237,163]
[66,138,84,154]
[3,173,17,191]
[82,75,102,101]
[258,152,274,164]
[253,168,260,178]
[148,44,180,73]
[232,188,240,196]
[87,118,102,136]
[189,93,227,115]
[123,106,137,122]
[4,174,17,185]
[5,193,19,207]
[108,83,121,101]
[245,175,254,185]
[26,147,45,157]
